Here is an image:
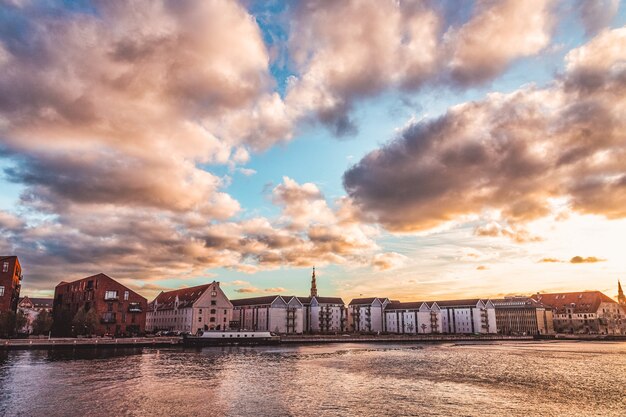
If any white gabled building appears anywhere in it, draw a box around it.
[146,282,233,334]
[231,295,304,334]
[385,302,443,334]
[299,296,347,333]
[437,299,497,334]
[348,297,390,333]
[385,299,496,335]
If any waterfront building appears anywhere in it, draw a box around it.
[299,296,347,333]
[147,282,232,334]
[348,297,390,333]
[532,291,625,335]
[437,299,497,334]
[52,273,147,337]
[17,296,53,334]
[491,297,554,335]
[231,295,304,334]
[618,280,625,308]
[0,256,23,315]
[384,302,443,334]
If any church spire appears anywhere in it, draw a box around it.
[619,280,625,305]
[310,266,318,298]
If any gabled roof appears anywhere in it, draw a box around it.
[350,297,389,306]
[151,283,213,311]
[433,299,483,308]
[491,297,546,309]
[315,296,344,305]
[231,295,282,307]
[297,296,312,305]
[385,301,427,311]
[0,255,18,261]
[19,296,53,309]
[54,273,145,301]
[531,291,616,314]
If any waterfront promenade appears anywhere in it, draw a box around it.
[4,333,626,350]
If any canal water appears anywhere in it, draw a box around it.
[1,341,624,416]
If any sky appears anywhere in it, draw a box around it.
[0,0,625,303]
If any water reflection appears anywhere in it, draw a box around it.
[1,342,624,417]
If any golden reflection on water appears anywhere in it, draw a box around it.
[1,341,625,417]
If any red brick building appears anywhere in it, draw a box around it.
[53,273,147,337]
[0,256,23,314]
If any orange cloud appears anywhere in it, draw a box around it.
[570,256,606,264]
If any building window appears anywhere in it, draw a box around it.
[0,286,4,296]
[211,291,217,297]
[124,291,129,301]
[104,290,118,300]
[198,317,202,322]
[210,309,216,314]
[210,317,216,322]
[211,300,216,306]
[2,262,8,273]
[199,309,202,314]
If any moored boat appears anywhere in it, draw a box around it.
[182,330,281,346]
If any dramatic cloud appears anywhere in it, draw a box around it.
[344,27,626,237]
[285,0,556,133]
[0,0,290,217]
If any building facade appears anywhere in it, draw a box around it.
[0,256,22,315]
[299,296,346,333]
[17,296,53,334]
[491,297,554,335]
[532,291,625,335]
[231,295,304,334]
[384,302,443,334]
[437,299,497,334]
[147,282,232,333]
[52,273,147,337]
[348,297,390,333]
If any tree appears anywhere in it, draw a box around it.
[32,311,53,335]
[15,310,28,334]
[84,308,99,335]
[72,307,100,336]
[0,311,16,338]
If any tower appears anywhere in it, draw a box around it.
[310,267,318,298]
[618,280,625,306]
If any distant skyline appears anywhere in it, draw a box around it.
[0,0,625,302]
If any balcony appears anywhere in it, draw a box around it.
[128,303,143,313]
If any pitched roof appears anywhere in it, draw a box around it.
[231,295,281,307]
[151,283,213,310]
[531,291,616,314]
[490,297,546,309]
[297,296,312,305]
[0,255,18,261]
[385,301,426,310]
[315,296,344,305]
[432,299,482,308]
[349,297,378,305]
